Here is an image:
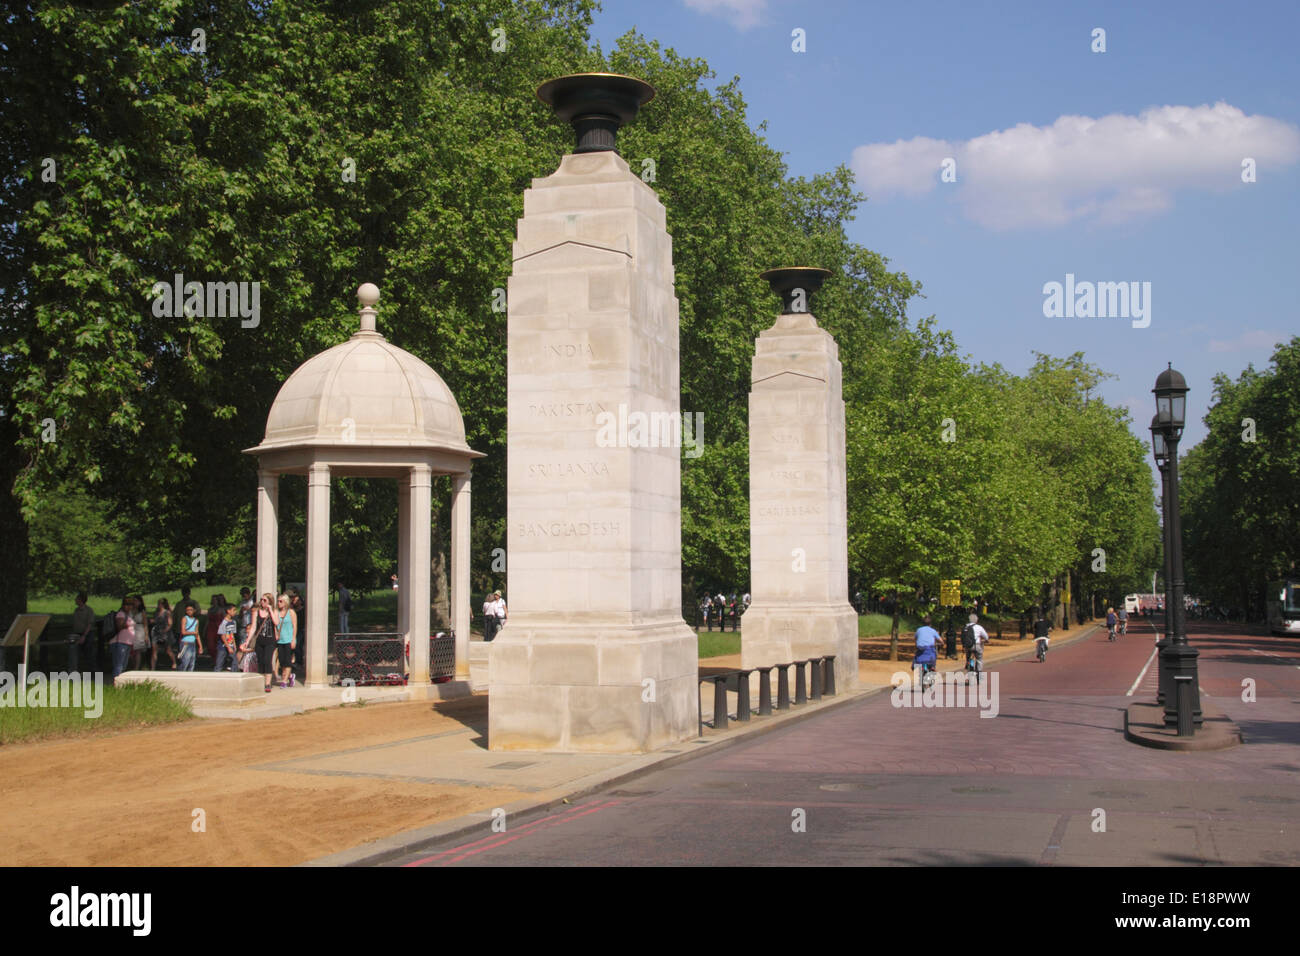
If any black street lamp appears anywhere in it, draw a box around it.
[1150,413,1172,707]
[1152,365,1201,734]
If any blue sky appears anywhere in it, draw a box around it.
[588,0,1300,453]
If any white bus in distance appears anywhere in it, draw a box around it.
[1267,578,1300,636]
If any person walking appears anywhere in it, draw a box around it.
[238,588,253,638]
[485,591,507,641]
[482,592,499,642]
[178,603,202,671]
[337,581,351,636]
[150,598,177,670]
[69,592,95,673]
[214,604,239,672]
[274,593,298,688]
[289,589,306,677]
[129,596,150,671]
[110,608,135,683]
[245,594,278,691]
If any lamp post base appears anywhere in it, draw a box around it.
[1160,643,1202,730]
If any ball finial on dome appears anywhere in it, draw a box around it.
[356,283,380,334]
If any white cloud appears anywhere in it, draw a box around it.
[682,0,768,30]
[1208,329,1287,353]
[850,103,1300,230]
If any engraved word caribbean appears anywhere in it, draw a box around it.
[1042,273,1151,329]
[150,272,261,328]
[594,403,705,458]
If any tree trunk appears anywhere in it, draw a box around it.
[889,588,900,662]
[0,429,28,675]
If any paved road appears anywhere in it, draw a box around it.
[391,621,1300,866]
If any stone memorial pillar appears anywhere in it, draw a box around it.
[490,74,699,753]
[742,268,858,690]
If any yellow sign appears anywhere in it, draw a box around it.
[939,579,961,606]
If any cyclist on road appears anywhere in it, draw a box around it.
[914,615,942,686]
[1117,605,1128,637]
[1033,612,1052,662]
[1106,606,1119,641]
[962,613,990,680]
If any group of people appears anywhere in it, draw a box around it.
[1105,605,1129,641]
[481,591,507,641]
[71,586,308,690]
[913,608,1062,674]
[698,591,749,631]
[913,613,991,680]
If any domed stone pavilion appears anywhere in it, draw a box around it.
[244,283,482,690]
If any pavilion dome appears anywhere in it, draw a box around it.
[255,284,470,453]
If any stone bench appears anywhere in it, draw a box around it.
[115,671,267,707]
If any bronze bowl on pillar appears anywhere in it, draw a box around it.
[536,72,656,154]
[760,267,832,314]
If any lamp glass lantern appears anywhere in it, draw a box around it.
[1152,364,1189,435]
[1150,413,1169,464]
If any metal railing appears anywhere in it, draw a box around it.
[685,605,747,632]
[697,655,838,735]
[328,631,457,686]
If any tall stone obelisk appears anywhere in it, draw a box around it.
[489,74,699,753]
[742,268,859,690]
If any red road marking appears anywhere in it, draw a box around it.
[401,798,622,867]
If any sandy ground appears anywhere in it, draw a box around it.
[0,696,525,867]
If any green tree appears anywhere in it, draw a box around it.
[1183,337,1300,613]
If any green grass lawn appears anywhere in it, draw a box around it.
[858,612,922,638]
[0,678,193,745]
[696,630,742,658]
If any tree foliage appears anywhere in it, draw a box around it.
[1182,337,1300,613]
[3,1,1159,629]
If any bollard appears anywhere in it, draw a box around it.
[810,657,823,700]
[777,664,791,710]
[736,668,752,721]
[822,655,836,696]
[794,660,807,704]
[712,676,728,730]
[757,666,773,715]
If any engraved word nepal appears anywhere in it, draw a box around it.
[594,403,705,458]
[1041,273,1151,329]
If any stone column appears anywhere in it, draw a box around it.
[397,476,410,638]
[491,74,699,753]
[255,469,279,601]
[742,268,858,690]
[407,464,433,685]
[451,470,472,680]
[305,462,331,689]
